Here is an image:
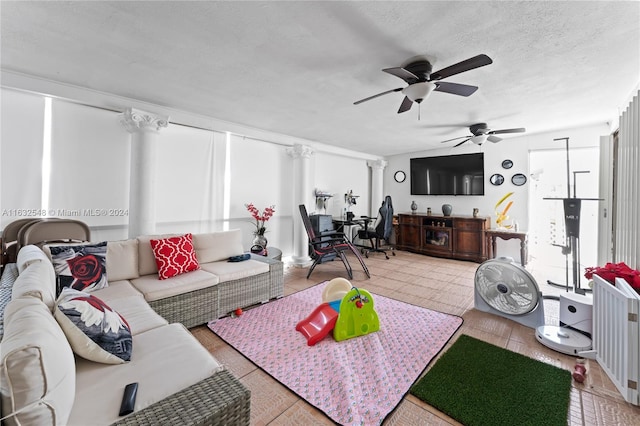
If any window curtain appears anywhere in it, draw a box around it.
[154,125,223,234]
[228,134,293,251]
[0,89,45,228]
[48,99,130,231]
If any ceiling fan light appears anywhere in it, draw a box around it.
[402,82,436,102]
[471,134,488,145]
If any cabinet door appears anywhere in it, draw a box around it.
[423,226,453,255]
[398,224,421,250]
[455,230,483,256]
[453,218,486,261]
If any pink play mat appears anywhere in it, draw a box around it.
[208,283,463,425]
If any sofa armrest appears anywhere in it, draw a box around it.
[249,254,284,299]
[111,370,250,426]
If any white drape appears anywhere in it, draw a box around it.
[227,134,293,251]
[0,89,45,228]
[49,99,130,228]
[154,124,223,234]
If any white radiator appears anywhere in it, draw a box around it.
[593,275,639,405]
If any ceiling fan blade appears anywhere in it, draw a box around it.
[454,138,471,147]
[382,67,419,83]
[434,82,479,97]
[487,135,502,143]
[354,88,403,105]
[397,96,413,113]
[489,127,526,135]
[429,54,493,81]
[440,135,471,143]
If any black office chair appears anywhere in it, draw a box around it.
[357,196,395,259]
[299,204,370,280]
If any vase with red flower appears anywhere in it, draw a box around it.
[245,203,275,249]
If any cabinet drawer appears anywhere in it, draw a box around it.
[399,215,421,225]
[455,219,484,231]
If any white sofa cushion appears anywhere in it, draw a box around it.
[93,287,168,335]
[130,269,219,302]
[106,239,139,282]
[200,259,269,282]
[0,297,75,426]
[193,230,244,263]
[12,248,56,311]
[16,245,50,274]
[89,279,143,301]
[68,323,223,426]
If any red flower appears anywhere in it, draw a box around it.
[67,255,103,287]
[245,203,276,236]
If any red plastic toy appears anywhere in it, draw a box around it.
[295,303,339,346]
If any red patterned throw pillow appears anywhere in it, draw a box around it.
[150,233,200,280]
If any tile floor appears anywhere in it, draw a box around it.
[191,250,640,425]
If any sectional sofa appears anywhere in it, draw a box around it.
[99,230,283,327]
[0,228,285,425]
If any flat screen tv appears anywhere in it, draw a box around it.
[410,152,484,195]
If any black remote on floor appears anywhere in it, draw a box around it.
[119,382,138,416]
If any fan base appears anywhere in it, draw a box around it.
[536,325,593,357]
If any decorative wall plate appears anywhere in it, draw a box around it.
[502,159,513,169]
[394,170,406,183]
[490,173,505,186]
[511,173,527,186]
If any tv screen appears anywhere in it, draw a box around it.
[410,153,484,195]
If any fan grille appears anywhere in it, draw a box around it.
[475,260,540,315]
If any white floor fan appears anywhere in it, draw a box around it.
[474,257,593,356]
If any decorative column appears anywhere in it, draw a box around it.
[367,159,387,216]
[120,108,169,238]
[287,144,314,266]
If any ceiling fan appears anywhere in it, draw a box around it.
[354,54,492,114]
[441,123,526,147]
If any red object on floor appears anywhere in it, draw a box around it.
[573,364,587,383]
[295,303,339,346]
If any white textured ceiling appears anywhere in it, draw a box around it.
[1,1,639,156]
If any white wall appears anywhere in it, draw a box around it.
[312,152,370,218]
[384,123,610,261]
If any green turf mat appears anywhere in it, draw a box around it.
[411,334,571,426]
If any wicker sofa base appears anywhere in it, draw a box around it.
[112,369,250,426]
[149,259,284,328]
[149,284,220,329]
[218,271,271,317]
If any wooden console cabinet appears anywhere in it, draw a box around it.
[397,213,488,262]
